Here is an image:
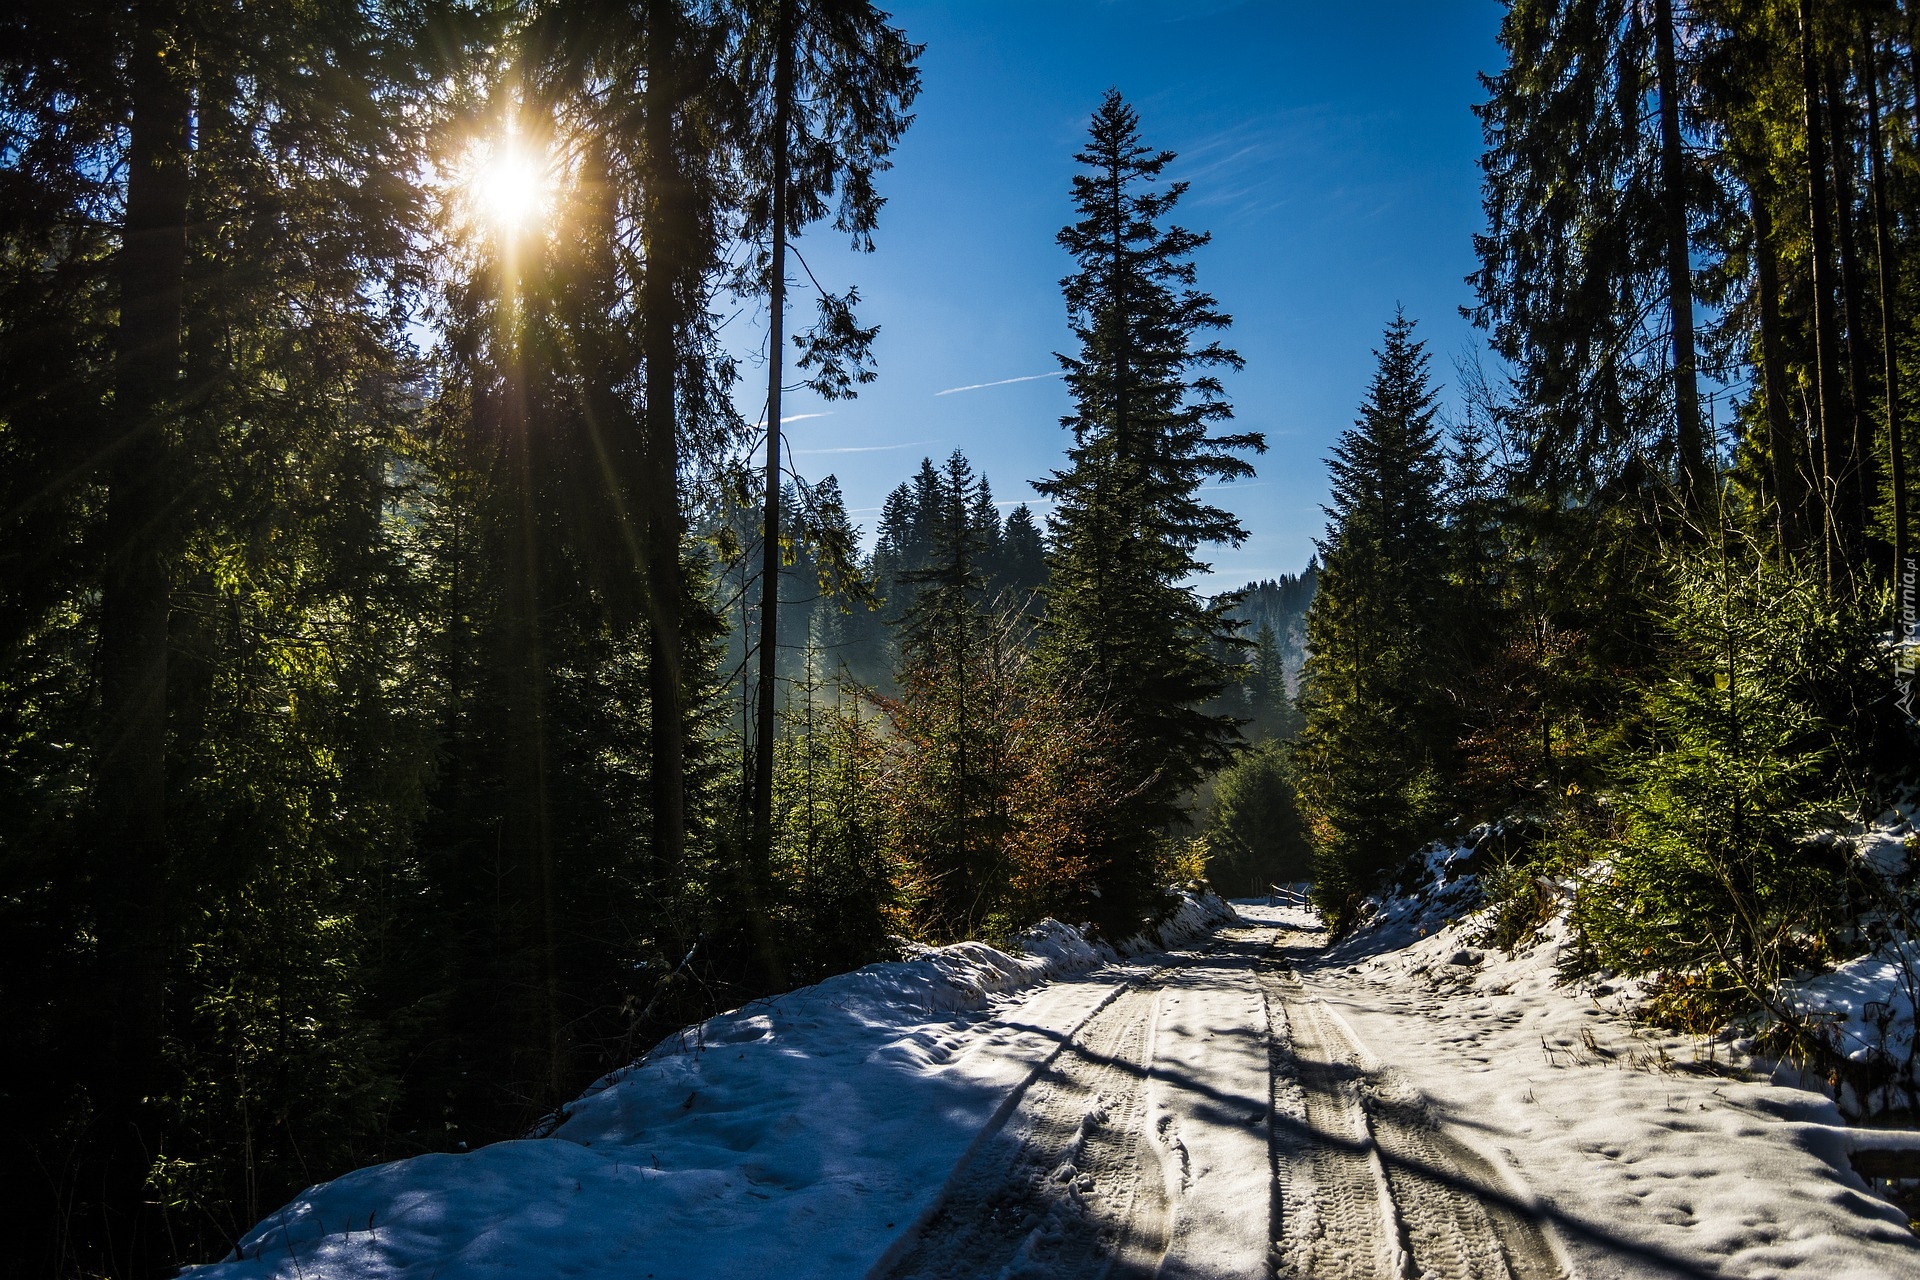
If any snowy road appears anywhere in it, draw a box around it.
[874,914,1566,1280]
[1261,926,1563,1280]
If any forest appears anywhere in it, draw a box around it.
[4,0,1920,1276]
[1298,0,1919,955]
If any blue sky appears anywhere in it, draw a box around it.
[745,0,1507,589]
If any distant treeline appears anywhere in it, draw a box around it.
[723,453,1049,696]
[737,454,1313,717]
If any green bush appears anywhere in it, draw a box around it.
[1204,740,1314,896]
[1575,547,1888,1023]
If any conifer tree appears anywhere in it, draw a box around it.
[899,456,945,567]
[1653,0,1707,505]
[970,472,1004,572]
[567,0,747,955]
[1471,0,1708,501]
[887,451,1005,932]
[768,664,892,978]
[1444,401,1505,661]
[1205,739,1311,896]
[1038,91,1263,926]
[1697,2,1813,560]
[994,503,1049,602]
[0,5,460,1266]
[93,8,191,1250]
[1295,312,1452,925]
[1858,15,1908,602]
[873,455,1129,938]
[0,2,453,1268]
[1243,620,1298,740]
[1581,548,1881,1015]
[899,451,991,675]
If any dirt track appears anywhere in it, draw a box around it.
[877,918,1567,1280]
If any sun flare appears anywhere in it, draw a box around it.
[470,139,548,235]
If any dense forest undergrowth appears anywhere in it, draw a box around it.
[8,1,1920,1277]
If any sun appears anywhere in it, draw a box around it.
[470,138,548,235]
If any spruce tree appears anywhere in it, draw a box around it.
[969,472,1004,575]
[994,503,1049,602]
[899,451,991,675]
[1243,620,1299,741]
[93,10,190,1256]
[1038,91,1263,929]
[874,459,943,593]
[1205,740,1312,896]
[1580,548,1884,1018]
[888,451,1005,932]
[1295,312,1452,925]
[1443,401,1505,664]
[1471,0,1708,502]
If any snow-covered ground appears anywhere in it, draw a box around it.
[190,872,1920,1279]
[1293,827,1920,1279]
[1778,808,1920,1118]
[188,891,1240,1279]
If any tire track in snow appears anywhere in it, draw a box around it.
[874,964,1177,1279]
[876,920,1567,1280]
[1264,959,1408,1280]
[1365,1080,1564,1280]
[1264,931,1566,1280]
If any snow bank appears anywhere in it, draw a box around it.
[189,888,1236,1279]
[1358,813,1920,1122]
[1773,805,1920,1118]
[1344,836,1485,947]
[1288,875,1920,1277]
[1782,946,1920,1115]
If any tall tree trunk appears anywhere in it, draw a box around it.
[1801,0,1846,591]
[1907,0,1920,140]
[643,8,688,899]
[92,1,188,1269]
[1654,0,1706,506]
[1753,185,1806,559]
[1858,25,1904,606]
[752,0,793,867]
[578,136,644,605]
[1827,51,1878,566]
[502,429,562,1100]
[1863,22,1909,597]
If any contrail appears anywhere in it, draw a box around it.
[934,371,1066,396]
[793,440,933,455]
[752,411,834,427]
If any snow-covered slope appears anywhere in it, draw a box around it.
[1294,840,1920,1279]
[1349,813,1920,1124]
[1776,807,1920,1118]
[189,891,1236,1279]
